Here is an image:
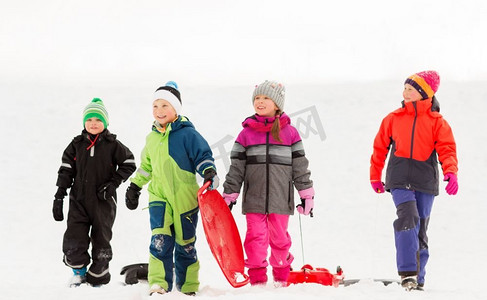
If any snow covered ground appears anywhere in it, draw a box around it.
[1,81,485,300]
[2,0,487,299]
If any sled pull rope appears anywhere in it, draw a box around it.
[298,213,305,266]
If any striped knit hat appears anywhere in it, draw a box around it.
[252,80,286,111]
[405,70,440,100]
[153,81,182,115]
[83,98,109,128]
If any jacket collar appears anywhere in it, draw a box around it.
[402,98,439,114]
[74,129,115,144]
[242,113,291,131]
[152,115,194,134]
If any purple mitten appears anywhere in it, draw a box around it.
[371,181,385,193]
[222,192,238,206]
[444,173,458,195]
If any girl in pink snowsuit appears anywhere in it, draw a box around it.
[222,80,315,286]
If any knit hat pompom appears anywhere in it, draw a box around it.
[165,81,178,90]
[153,81,182,115]
[405,70,440,100]
[252,80,286,111]
[83,98,109,128]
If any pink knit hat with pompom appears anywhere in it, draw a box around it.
[405,70,440,99]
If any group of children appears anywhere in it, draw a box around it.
[53,71,458,295]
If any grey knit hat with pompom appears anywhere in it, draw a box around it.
[252,80,285,111]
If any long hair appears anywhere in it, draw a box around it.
[271,110,283,143]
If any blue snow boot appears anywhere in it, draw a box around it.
[70,267,87,287]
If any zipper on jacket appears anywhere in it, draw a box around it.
[406,102,418,189]
[86,133,99,157]
[265,131,270,214]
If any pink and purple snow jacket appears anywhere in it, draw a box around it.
[223,113,313,215]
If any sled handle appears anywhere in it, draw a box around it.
[198,181,212,198]
[228,272,250,288]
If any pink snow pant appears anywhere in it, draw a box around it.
[244,213,294,284]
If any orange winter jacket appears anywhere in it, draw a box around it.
[370,98,457,195]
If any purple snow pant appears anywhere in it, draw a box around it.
[244,213,294,284]
[391,189,434,285]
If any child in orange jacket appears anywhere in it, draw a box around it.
[370,71,458,291]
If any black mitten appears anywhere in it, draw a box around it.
[125,182,141,210]
[97,181,117,202]
[54,186,67,199]
[52,199,64,221]
[52,187,67,221]
[203,168,219,190]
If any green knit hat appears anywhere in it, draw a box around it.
[83,98,109,128]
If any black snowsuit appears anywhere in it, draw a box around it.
[56,129,136,284]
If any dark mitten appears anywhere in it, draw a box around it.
[125,182,141,210]
[203,168,219,190]
[54,187,67,200]
[52,187,67,221]
[97,181,117,202]
[52,199,64,221]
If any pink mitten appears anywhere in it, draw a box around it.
[297,187,315,216]
[297,198,314,216]
[222,192,239,207]
[371,181,385,193]
[444,173,458,195]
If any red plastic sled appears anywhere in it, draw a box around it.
[287,264,344,287]
[197,182,250,288]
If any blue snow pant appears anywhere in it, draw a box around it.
[148,199,200,293]
[391,189,434,285]
[149,233,199,292]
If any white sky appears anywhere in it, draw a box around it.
[1,0,486,86]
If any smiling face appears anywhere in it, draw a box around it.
[253,94,278,117]
[403,83,423,103]
[84,117,105,135]
[153,99,177,126]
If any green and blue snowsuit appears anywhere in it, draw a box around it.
[131,116,216,293]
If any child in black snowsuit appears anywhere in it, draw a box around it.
[52,98,136,286]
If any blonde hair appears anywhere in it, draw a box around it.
[271,110,283,143]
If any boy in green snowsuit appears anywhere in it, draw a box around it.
[125,81,218,296]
